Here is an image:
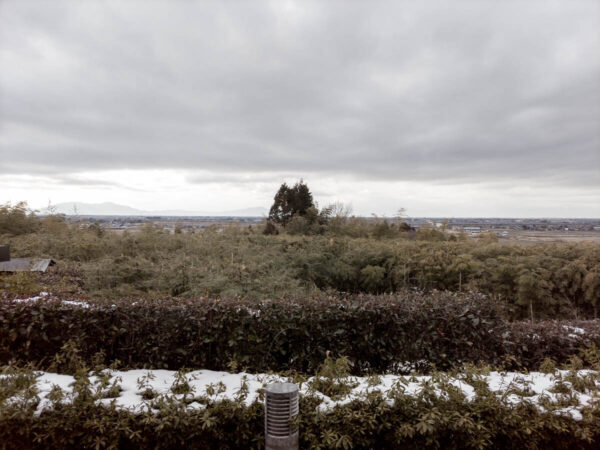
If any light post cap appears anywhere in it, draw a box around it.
[266,382,298,395]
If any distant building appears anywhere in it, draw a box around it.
[0,245,55,273]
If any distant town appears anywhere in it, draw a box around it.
[58,215,600,242]
[406,217,600,233]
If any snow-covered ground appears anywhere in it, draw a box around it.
[1,368,597,421]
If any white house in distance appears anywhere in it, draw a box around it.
[462,226,481,236]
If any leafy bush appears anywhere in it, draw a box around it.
[0,272,42,296]
[504,321,600,369]
[1,292,598,374]
[0,202,41,236]
[1,364,600,449]
[0,291,506,374]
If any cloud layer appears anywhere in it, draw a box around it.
[1,0,599,215]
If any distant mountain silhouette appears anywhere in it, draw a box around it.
[40,202,267,217]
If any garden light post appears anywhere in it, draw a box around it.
[265,382,299,450]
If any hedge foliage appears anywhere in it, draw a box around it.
[4,393,600,450]
[1,364,600,449]
[1,292,599,374]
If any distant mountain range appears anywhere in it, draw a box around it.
[39,202,267,217]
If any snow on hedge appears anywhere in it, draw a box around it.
[1,368,597,422]
[12,292,90,308]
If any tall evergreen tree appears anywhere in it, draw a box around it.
[268,180,315,226]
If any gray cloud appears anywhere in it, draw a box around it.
[1,0,599,189]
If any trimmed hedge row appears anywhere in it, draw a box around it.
[0,292,599,374]
[2,383,600,449]
[503,320,600,368]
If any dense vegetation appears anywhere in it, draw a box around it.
[1,202,599,320]
[2,200,600,448]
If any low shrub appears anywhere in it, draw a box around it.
[504,321,600,369]
[1,292,599,374]
[1,364,600,449]
[0,202,41,236]
[0,291,508,374]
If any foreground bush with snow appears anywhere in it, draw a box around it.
[2,358,600,449]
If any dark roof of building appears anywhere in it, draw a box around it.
[0,258,55,272]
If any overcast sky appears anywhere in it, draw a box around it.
[1,0,599,217]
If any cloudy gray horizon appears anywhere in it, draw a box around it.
[1,0,599,217]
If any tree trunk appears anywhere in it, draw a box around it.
[530,299,534,323]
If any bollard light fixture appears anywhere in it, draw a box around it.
[265,382,299,450]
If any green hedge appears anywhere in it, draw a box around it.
[1,292,599,374]
[0,292,504,373]
[1,379,599,450]
[505,321,600,369]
